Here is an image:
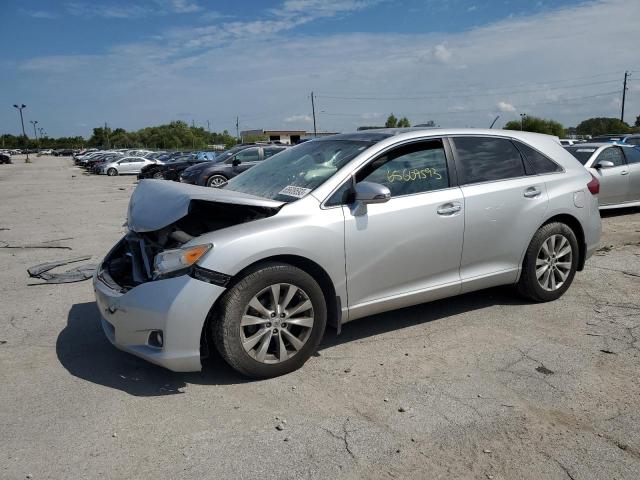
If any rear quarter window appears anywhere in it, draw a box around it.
[515,141,563,174]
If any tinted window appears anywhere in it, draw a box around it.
[235,147,260,162]
[622,146,640,164]
[357,140,449,197]
[264,147,286,158]
[516,141,563,174]
[452,137,525,184]
[597,147,625,166]
[626,138,640,146]
[564,146,596,165]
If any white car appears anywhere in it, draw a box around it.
[99,156,157,176]
[564,143,640,209]
[559,139,583,146]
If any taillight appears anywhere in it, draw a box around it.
[587,173,600,195]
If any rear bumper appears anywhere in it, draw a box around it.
[93,264,225,372]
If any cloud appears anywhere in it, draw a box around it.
[20,9,59,19]
[63,1,203,19]
[284,115,313,123]
[7,0,640,136]
[497,101,516,112]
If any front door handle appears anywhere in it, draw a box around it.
[523,187,542,198]
[621,170,629,175]
[437,203,462,215]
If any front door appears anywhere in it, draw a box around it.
[342,139,464,319]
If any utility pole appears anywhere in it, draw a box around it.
[236,116,240,142]
[311,91,317,137]
[490,115,500,129]
[207,120,210,132]
[621,70,630,123]
[13,104,30,163]
[104,122,110,149]
[520,113,526,131]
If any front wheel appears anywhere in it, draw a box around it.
[517,222,579,302]
[152,171,164,179]
[212,263,327,378]
[207,175,228,188]
[107,168,118,176]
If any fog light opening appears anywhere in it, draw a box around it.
[149,330,164,348]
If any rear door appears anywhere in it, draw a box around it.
[591,146,630,205]
[621,146,640,203]
[450,136,549,290]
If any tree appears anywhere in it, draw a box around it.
[504,116,565,137]
[397,117,411,128]
[575,117,630,137]
[635,114,640,128]
[385,114,398,128]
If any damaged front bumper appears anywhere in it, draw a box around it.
[93,238,226,372]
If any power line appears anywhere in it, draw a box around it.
[317,90,621,118]
[316,79,621,102]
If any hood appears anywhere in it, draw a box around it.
[127,179,284,232]
[183,161,217,174]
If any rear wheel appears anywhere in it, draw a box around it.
[107,168,117,176]
[517,222,578,302]
[152,171,164,179]
[212,263,327,378]
[207,175,228,188]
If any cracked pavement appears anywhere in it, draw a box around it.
[1,155,639,479]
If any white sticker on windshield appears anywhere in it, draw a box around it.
[576,148,596,152]
[279,185,312,198]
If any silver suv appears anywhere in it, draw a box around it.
[94,128,601,378]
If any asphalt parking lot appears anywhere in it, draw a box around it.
[1,155,639,480]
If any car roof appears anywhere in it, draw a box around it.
[568,142,635,148]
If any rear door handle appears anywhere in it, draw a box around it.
[621,170,629,175]
[437,203,461,215]
[523,187,542,198]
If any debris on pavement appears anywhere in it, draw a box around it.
[27,255,97,284]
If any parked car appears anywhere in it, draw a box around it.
[95,128,601,378]
[98,156,157,176]
[180,144,288,187]
[0,152,12,164]
[559,139,583,146]
[53,149,74,156]
[588,134,640,145]
[564,143,640,209]
[137,154,206,181]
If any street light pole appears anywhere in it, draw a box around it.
[13,104,30,163]
[30,120,39,146]
[520,113,526,131]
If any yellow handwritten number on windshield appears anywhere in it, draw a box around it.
[386,168,442,183]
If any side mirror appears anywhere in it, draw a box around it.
[354,181,391,204]
[595,160,614,169]
[232,158,241,167]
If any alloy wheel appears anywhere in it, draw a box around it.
[536,234,573,291]
[208,175,227,187]
[240,283,314,364]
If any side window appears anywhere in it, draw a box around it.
[597,147,625,166]
[626,138,640,146]
[264,147,285,159]
[357,140,449,197]
[515,141,563,174]
[622,147,640,164]
[235,147,260,162]
[452,136,526,185]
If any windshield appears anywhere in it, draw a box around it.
[564,146,597,165]
[223,139,372,202]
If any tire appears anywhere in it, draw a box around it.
[212,262,327,378]
[517,222,579,302]
[152,171,164,179]
[107,168,118,176]
[207,175,228,188]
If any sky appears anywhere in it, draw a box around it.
[1,0,639,138]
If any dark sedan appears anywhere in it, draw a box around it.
[180,144,288,187]
[138,154,206,180]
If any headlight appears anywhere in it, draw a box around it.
[153,244,212,278]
